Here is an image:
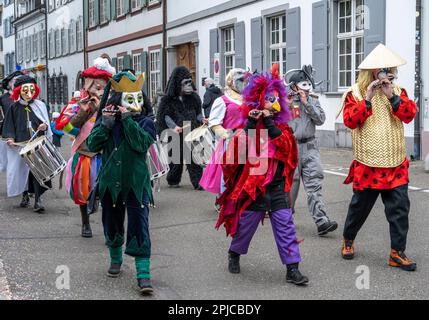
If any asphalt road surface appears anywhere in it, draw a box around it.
[1,144,428,300]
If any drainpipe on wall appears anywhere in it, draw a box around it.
[414,0,423,160]
[44,7,49,104]
[162,0,167,90]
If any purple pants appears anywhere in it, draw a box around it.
[230,209,301,265]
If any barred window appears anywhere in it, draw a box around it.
[150,50,161,102]
[337,0,365,88]
[268,15,286,76]
[223,27,235,76]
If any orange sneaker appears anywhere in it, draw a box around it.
[389,250,417,272]
[342,239,355,260]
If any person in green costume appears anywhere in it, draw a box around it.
[87,71,156,295]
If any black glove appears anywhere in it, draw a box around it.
[389,95,401,113]
[245,116,258,133]
[262,116,282,138]
[101,115,115,129]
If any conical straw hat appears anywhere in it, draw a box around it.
[358,44,406,70]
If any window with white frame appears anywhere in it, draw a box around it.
[268,14,287,76]
[148,0,160,5]
[89,0,96,27]
[223,27,235,76]
[337,0,365,88]
[133,53,142,75]
[55,28,61,57]
[17,36,24,63]
[100,0,109,23]
[61,27,68,55]
[76,17,83,51]
[117,56,124,72]
[25,34,31,61]
[116,0,127,17]
[49,29,55,59]
[39,24,46,58]
[69,20,76,53]
[33,32,38,60]
[150,50,161,102]
[131,0,142,11]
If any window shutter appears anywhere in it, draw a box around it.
[234,21,246,69]
[94,0,100,26]
[159,48,164,92]
[250,17,263,72]
[123,54,132,70]
[83,0,89,30]
[105,0,111,22]
[286,7,301,72]
[112,57,118,71]
[364,0,386,56]
[209,29,219,78]
[312,0,329,93]
[124,0,130,14]
[111,0,117,20]
[141,51,149,95]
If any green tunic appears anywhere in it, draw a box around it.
[87,116,155,205]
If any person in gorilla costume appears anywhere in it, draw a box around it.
[156,66,204,190]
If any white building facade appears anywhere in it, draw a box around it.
[85,0,164,103]
[13,0,47,100]
[2,0,16,79]
[166,0,422,158]
[421,0,429,161]
[46,0,84,112]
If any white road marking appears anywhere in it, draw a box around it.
[0,259,12,300]
[323,170,428,194]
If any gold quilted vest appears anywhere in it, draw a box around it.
[343,84,405,168]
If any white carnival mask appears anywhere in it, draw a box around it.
[296,80,312,92]
[121,91,144,113]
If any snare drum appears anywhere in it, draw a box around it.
[19,136,67,188]
[184,124,215,167]
[147,139,170,181]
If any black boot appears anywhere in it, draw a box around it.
[286,264,309,286]
[33,197,45,213]
[317,220,338,236]
[80,205,92,238]
[228,251,240,274]
[137,279,154,295]
[20,192,30,208]
[107,263,122,278]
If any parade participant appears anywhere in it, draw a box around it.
[87,71,156,295]
[2,75,52,212]
[156,66,204,189]
[122,68,154,118]
[339,44,417,271]
[50,112,64,147]
[285,65,338,236]
[200,69,249,195]
[216,65,308,286]
[55,57,114,237]
[0,71,24,172]
[202,77,222,118]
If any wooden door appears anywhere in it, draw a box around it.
[176,43,196,84]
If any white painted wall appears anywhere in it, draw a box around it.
[87,6,163,46]
[87,33,163,62]
[167,0,418,138]
[47,0,84,101]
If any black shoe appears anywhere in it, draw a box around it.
[81,223,93,238]
[20,193,30,208]
[317,220,338,236]
[168,184,180,188]
[33,200,45,213]
[228,251,240,274]
[137,278,154,295]
[107,263,122,278]
[194,185,204,191]
[286,268,309,286]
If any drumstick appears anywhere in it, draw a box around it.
[182,124,191,129]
